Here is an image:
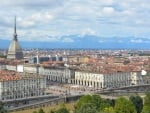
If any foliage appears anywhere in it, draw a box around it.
[76,103,98,113]
[75,95,93,111]
[75,94,114,112]
[38,108,45,113]
[55,107,69,113]
[129,95,143,113]
[142,92,150,113]
[103,106,114,113]
[100,98,115,111]
[114,97,136,113]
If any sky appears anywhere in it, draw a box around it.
[0,0,150,45]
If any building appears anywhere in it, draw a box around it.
[0,70,46,101]
[7,17,23,60]
[74,71,143,89]
[39,66,75,83]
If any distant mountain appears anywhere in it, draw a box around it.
[0,35,150,49]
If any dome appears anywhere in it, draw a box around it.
[7,17,23,60]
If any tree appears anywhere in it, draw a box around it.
[103,106,114,113]
[91,94,103,110]
[100,98,115,111]
[55,107,69,113]
[142,92,150,113]
[129,95,143,113]
[75,94,113,112]
[76,103,98,113]
[114,97,136,113]
[38,108,45,113]
[75,95,93,111]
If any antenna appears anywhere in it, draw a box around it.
[14,16,17,41]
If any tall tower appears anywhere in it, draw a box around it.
[7,16,23,60]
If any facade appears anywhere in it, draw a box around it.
[7,17,23,60]
[74,71,143,89]
[0,71,46,101]
[39,66,75,83]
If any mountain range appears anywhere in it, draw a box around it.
[0,35,149,49]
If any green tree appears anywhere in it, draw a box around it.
[114,97,136,113]
[129,95,143,113]
[103,106,114,113]
[38,108,45,113]
[75,95,93,111]
[55,107,69,113]
[76,103,98,113]
[100,98,115,111]
[75,94,112,112]
[142,92,150,113]
[91,94,103,110]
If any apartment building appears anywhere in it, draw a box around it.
[74,71,143,89]
[0,70,46,101]
[39,66,75,83]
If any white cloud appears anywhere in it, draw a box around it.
[80,28,96,36]
[102,7,115,16]
[62,38,74,43]
[0,0,149,42]
[130,39,150,43]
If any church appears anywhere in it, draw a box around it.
[7,17,23,60]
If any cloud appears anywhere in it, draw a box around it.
[62,38,74,43]
[102,7,115,16]
[130,39,150,43]
[0,0,149,42]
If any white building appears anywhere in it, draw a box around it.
[0,71,46,101]
[39,66,75,83]
[74,71,143,89]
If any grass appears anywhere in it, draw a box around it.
[10,102,75,113]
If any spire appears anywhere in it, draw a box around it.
[14,16,17,41]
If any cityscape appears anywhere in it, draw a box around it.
[0,0,150,113]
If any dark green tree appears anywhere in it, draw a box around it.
[114,97,136,113]
[129,95,143,113]
[75,95,93,111]
[55,107,69,113]
[91,94,103,110]
[76,103,98,113]
[75,94,113,112]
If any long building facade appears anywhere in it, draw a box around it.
[74,71,143,88]
[0,61,147,89]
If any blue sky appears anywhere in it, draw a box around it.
[0,0,150,45]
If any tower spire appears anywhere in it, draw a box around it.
[14,16,17,41]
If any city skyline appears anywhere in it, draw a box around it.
[0,0,150,48]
